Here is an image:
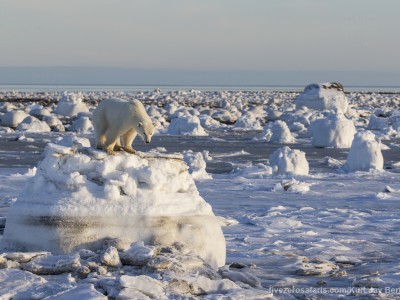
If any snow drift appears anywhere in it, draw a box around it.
[2,143,225,269]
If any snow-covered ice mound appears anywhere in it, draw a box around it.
[367,113,389,131]
[68,116,93,133]
[211,108,238,125]
[54,92,89,117]
[42,115,65,132]
[182,150,212,180]
[259,120,294,143]
[16,116,51,133]
[295,82,349,114]
[269,146,309,176]
[167,116,207,136]
[308,113,356,148]
[1,110,29,128]
[346,131,384,171]
[29,108,51,120]
[234,112,262,130]
[2,143,225,269]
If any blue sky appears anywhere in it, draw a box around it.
[0,1,399,85]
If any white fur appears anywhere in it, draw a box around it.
[92,98,156,154]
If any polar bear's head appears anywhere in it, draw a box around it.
[137,121,156,144]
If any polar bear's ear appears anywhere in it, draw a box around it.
[152,122,156,127]
[138,122,143,127]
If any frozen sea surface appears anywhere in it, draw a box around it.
[1,129,400,297]
[2,87,400,298]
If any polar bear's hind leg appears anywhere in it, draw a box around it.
[93,118,108,150]
[105,127,121,155]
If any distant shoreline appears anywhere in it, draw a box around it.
[1,84,400,94]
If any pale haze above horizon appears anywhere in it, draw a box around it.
[0,0,399,86]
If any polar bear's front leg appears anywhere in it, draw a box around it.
[114,137,123,151]
[106,145,116,155]
[123,129,138,154]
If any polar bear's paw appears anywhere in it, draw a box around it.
[113,145,124,151]
[106,148,116,155]
[123,147,136,154]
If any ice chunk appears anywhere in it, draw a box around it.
[0,269,47,299]
[259,120,294,143]
[308,113,356,148]
[182,150,212,180]
[167,116,207,136]
[55,136,91,148]
[269,146,309,176]
[120,242,155,266]
[1,110,30,128]
[296,82,349,114]
[16,116,51,132]
[234,112,262,130]
[55,92,89,117]
[295,258,338,276]
[189,276,241,295]
[117,288,151,300]
[274,178,310,193]
[367,114,389,131]
[4,251,49,263]
[211,109,238,124]
[346,131,384,171]
[100,246,122,267]
[68,116,93,133]
[44,284,107,300]
[220,267,262,288]
[21,254,81,275]
[29,107,51,118]
[119,275,166,299]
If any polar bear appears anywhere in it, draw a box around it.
[92,98,156,155]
